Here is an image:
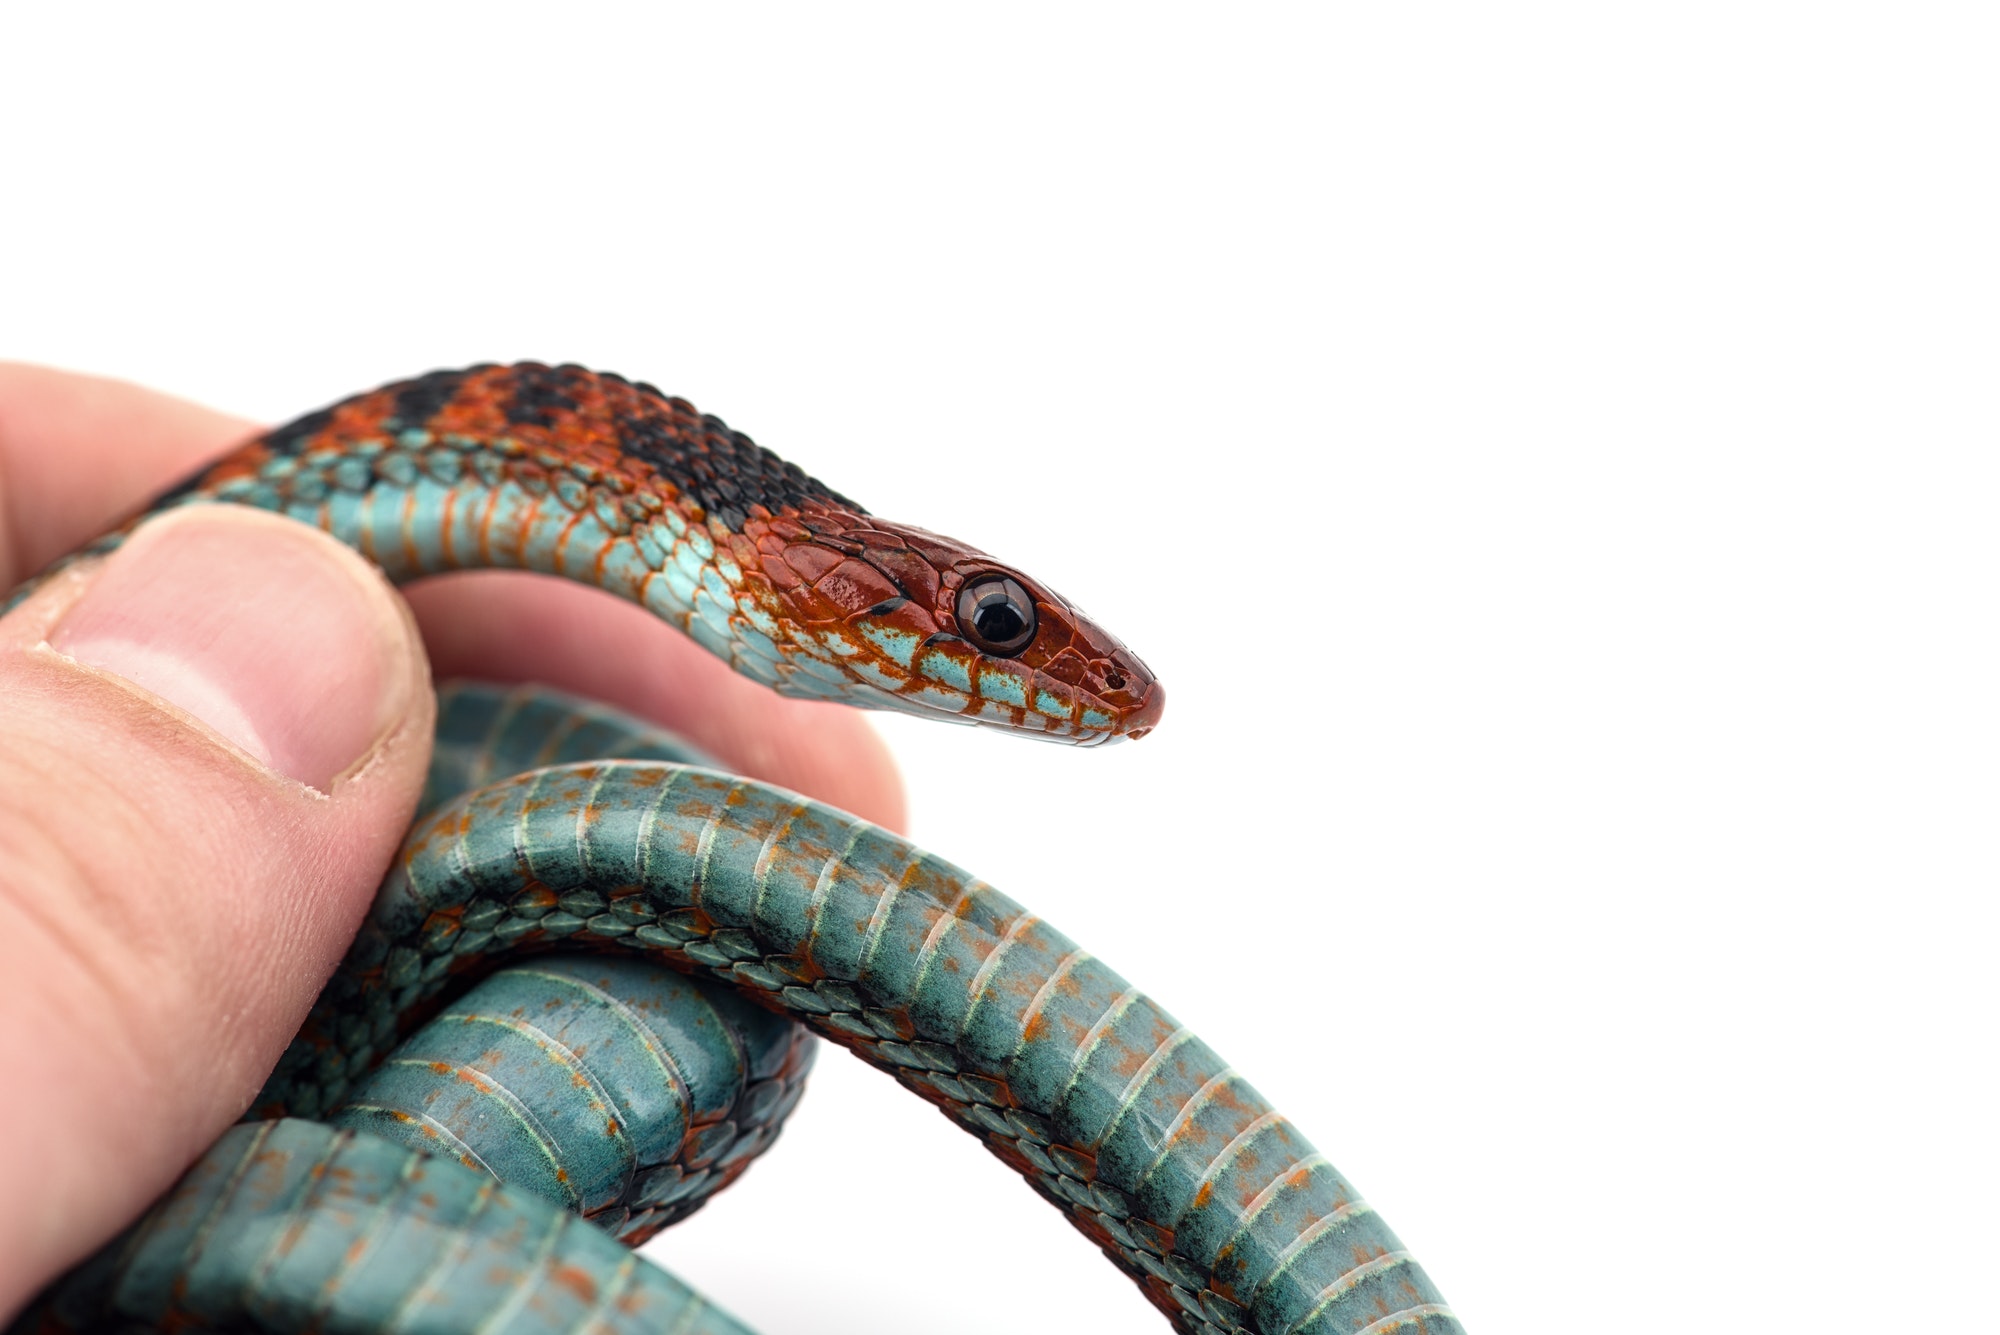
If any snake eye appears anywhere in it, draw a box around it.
[956,573,1038,656]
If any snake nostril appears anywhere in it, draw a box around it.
[1103,668,1127,691]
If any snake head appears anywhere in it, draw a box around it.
[741,511,1163,744]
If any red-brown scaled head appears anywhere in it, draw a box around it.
[737,504,1163,744]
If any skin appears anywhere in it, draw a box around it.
[0,364,905,1322]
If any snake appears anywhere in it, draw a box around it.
[5,364,1460,1335]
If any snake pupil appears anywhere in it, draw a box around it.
[977,602,1024,641]
[956,573,1038,656]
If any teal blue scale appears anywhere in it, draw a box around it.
[18,674,1464,1332]
[100,683,1455,1335]
[332,953,812,1238]
[27,1119,755,1335]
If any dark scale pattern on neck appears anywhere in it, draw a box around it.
[260,362,864,532]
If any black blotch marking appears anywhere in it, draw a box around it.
[615,393,865,527]
[387,369,468,433]
[505,363,580,428]
[263,407,334,457]
[157,364,870,532]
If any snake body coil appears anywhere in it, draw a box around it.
[8,367,1459,1335]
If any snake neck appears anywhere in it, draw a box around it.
[52,363,1160,743]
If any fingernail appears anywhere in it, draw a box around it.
[50,507,424,790]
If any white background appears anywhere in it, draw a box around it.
[3,5,1994,1331]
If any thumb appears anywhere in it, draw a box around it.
[0,506,433,1316]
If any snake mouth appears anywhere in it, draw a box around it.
[828,670,1161,745]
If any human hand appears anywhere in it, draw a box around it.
[0,364,905,1319]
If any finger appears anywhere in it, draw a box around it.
[0,506,433,1320]
[403,571,909,833]
[0,363,256,586]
